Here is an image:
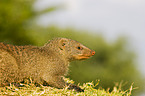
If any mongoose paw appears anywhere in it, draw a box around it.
[74,86,84,92]
[11,83,25,87]
[67,83,84,92]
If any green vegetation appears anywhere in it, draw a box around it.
[0,0,56,45]
[0,78,135,96]
[0,0,144,95]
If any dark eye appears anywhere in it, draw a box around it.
[62,43,65,46]
[77,46,83,50]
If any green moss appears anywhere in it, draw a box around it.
[0,78,135,96]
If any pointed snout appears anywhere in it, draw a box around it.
[91,50,95,56]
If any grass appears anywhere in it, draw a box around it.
[0,78,135,96]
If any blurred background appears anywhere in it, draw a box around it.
[0,0,145,95]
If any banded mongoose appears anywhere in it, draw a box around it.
[0,38,95,92]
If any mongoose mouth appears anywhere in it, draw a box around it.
[76,55,91,60]
[73,55,92,60]
[73,51,95,60]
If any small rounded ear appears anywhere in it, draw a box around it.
[59,38,68,50]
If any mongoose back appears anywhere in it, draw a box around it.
[0,38,95,92]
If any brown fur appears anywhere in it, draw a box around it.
[0,38,95,92]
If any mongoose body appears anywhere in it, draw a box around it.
[0,38,95,91]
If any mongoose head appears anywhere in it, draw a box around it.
[44,38,95,61]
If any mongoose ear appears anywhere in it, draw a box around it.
[59,38,68,50]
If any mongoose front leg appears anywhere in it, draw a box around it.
[42,75,66,89]
[42,75,84,92]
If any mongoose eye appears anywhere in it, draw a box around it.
[62,43,65,46]
[77,46,83,50]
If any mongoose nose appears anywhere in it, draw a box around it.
[91,51,95,55]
